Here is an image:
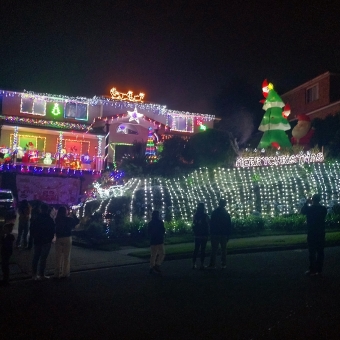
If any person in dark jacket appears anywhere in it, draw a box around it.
[301,194,327,276]
[0,212,16,286]
[30,203,55,280]
[27,201,41,250]
[148,210,165,274]
[192,203,210,269]
[208,199,232,269]
[53,206,77,279]
[16,199,31,248]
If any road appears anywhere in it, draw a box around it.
[1,247,340,339]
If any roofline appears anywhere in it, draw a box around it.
[0,89,215,120]
[281,71,334,97]
[289,99,340,121]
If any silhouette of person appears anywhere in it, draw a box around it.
[301,194,327,276]
[148,210,165,274]
[209,199,232,269]
[192,203,210,269]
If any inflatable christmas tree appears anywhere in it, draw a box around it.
[258,79,291,149]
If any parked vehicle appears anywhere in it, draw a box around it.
[0,189,16,225]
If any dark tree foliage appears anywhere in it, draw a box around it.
[213,76,263,145]
[118,141,146,177]
[311,114,340,150]
[311,113,340,158]
[159,136,188,166]
[153,136,191,176]
[184,129,237,168]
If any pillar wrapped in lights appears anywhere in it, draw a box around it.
[96,135,104,171]
[57,131,63,167]
[12,126,18,152]
[104,120,110,169]
[97,136,103,157]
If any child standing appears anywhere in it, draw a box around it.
[148,210,165,274]
[1,213,16,286]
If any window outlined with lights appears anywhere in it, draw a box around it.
[20,97,46,116]
[10,134,47,153]
[167,115,194,133]
[64,102,88,121]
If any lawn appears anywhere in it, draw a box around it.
[127,231,340,258]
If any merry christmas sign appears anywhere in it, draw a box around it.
[16,175,81,205]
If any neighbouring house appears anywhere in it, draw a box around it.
[281,71,340,122]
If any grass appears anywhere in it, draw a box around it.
[127,231,340,258]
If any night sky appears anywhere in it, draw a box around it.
[1,0,340,115]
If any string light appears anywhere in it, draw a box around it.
[0,89,215,121]
[167,114,194,133]
[127,107,143,123]
[57,132,63,154]
[51,103,62,116]
[109,142,133,163]
[0,164,101,176]
[97,136,103,157]
[10,133,47,153]
[20,96,46,116]
[110,87,145,102]
[61,138,90,154]
[12,126,18,152]
[145,127,157,161]
[1,115,89,131]
[84,161,340,222]
[236,152,324,168]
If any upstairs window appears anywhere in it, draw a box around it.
[306,84,319,103]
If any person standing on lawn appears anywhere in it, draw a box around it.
[16,199,31,248]
[301,194,327,276]
[0,212,16,286]
[192,202,210,269]
[30,203,55,280]
[148,210,165,274]
[54,206,77,279]
[208,199,232,269]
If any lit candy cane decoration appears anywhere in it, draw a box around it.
[57,131,63,154]
[97,136,103,157]
[12,126,18,152]
[104,120,110,169]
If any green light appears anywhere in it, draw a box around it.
[51,103,61,116]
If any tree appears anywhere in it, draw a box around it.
[214,76,262,145]
[184,129,237,168]
[118,141,146,177]
[145,127,157,163]
[257,80,291,149]
[159,136,187,164]
[312,113,340,157]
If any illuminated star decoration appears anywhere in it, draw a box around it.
[127,107,143,123]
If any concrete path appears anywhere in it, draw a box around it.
[9,242,147,280]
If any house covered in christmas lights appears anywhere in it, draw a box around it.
[0,88,215,169]
[0,87,215,205]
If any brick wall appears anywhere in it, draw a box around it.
[282,74,331,120]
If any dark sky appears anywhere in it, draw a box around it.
[1,0,340,114]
